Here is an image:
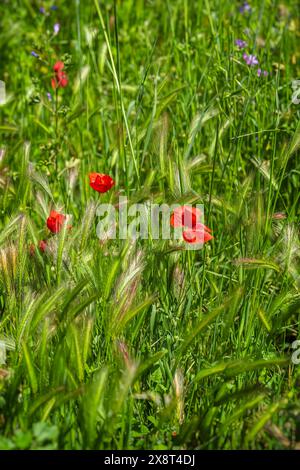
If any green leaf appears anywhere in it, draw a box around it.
[195,357,289,382]
[22,342,38,394]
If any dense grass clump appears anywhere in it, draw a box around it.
[0,0,300,450]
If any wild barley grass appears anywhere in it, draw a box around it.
[0,0,300,450]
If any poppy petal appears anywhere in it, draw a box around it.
[183,223,213,244]
[170,205,202,229]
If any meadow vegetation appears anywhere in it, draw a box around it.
[0,0,300,449]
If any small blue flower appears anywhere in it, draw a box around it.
[50,5,58,10]
[47,92,52,102]
[39,7,46,14]
[31,51,39,58]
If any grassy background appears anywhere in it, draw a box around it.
[0,0,300,449]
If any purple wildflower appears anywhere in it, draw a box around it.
[243,53,259,66]
[257,69,268,77]
[235,39,247,49]
[239,2,251,13]
[31,51,39,58]
[50,5,58,10]
[47,92,52,102]
[54,23,60,34]
[39,7,46,14]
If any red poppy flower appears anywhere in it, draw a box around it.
[170,205,202,229]
[51,61,68,89]
[89,173,115,193]
[46,210,66,233]
[183,223,213,244]
[170,205,213,245]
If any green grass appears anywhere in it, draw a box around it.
[0,0,300,450]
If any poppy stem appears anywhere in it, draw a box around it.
[55,87,58,176]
